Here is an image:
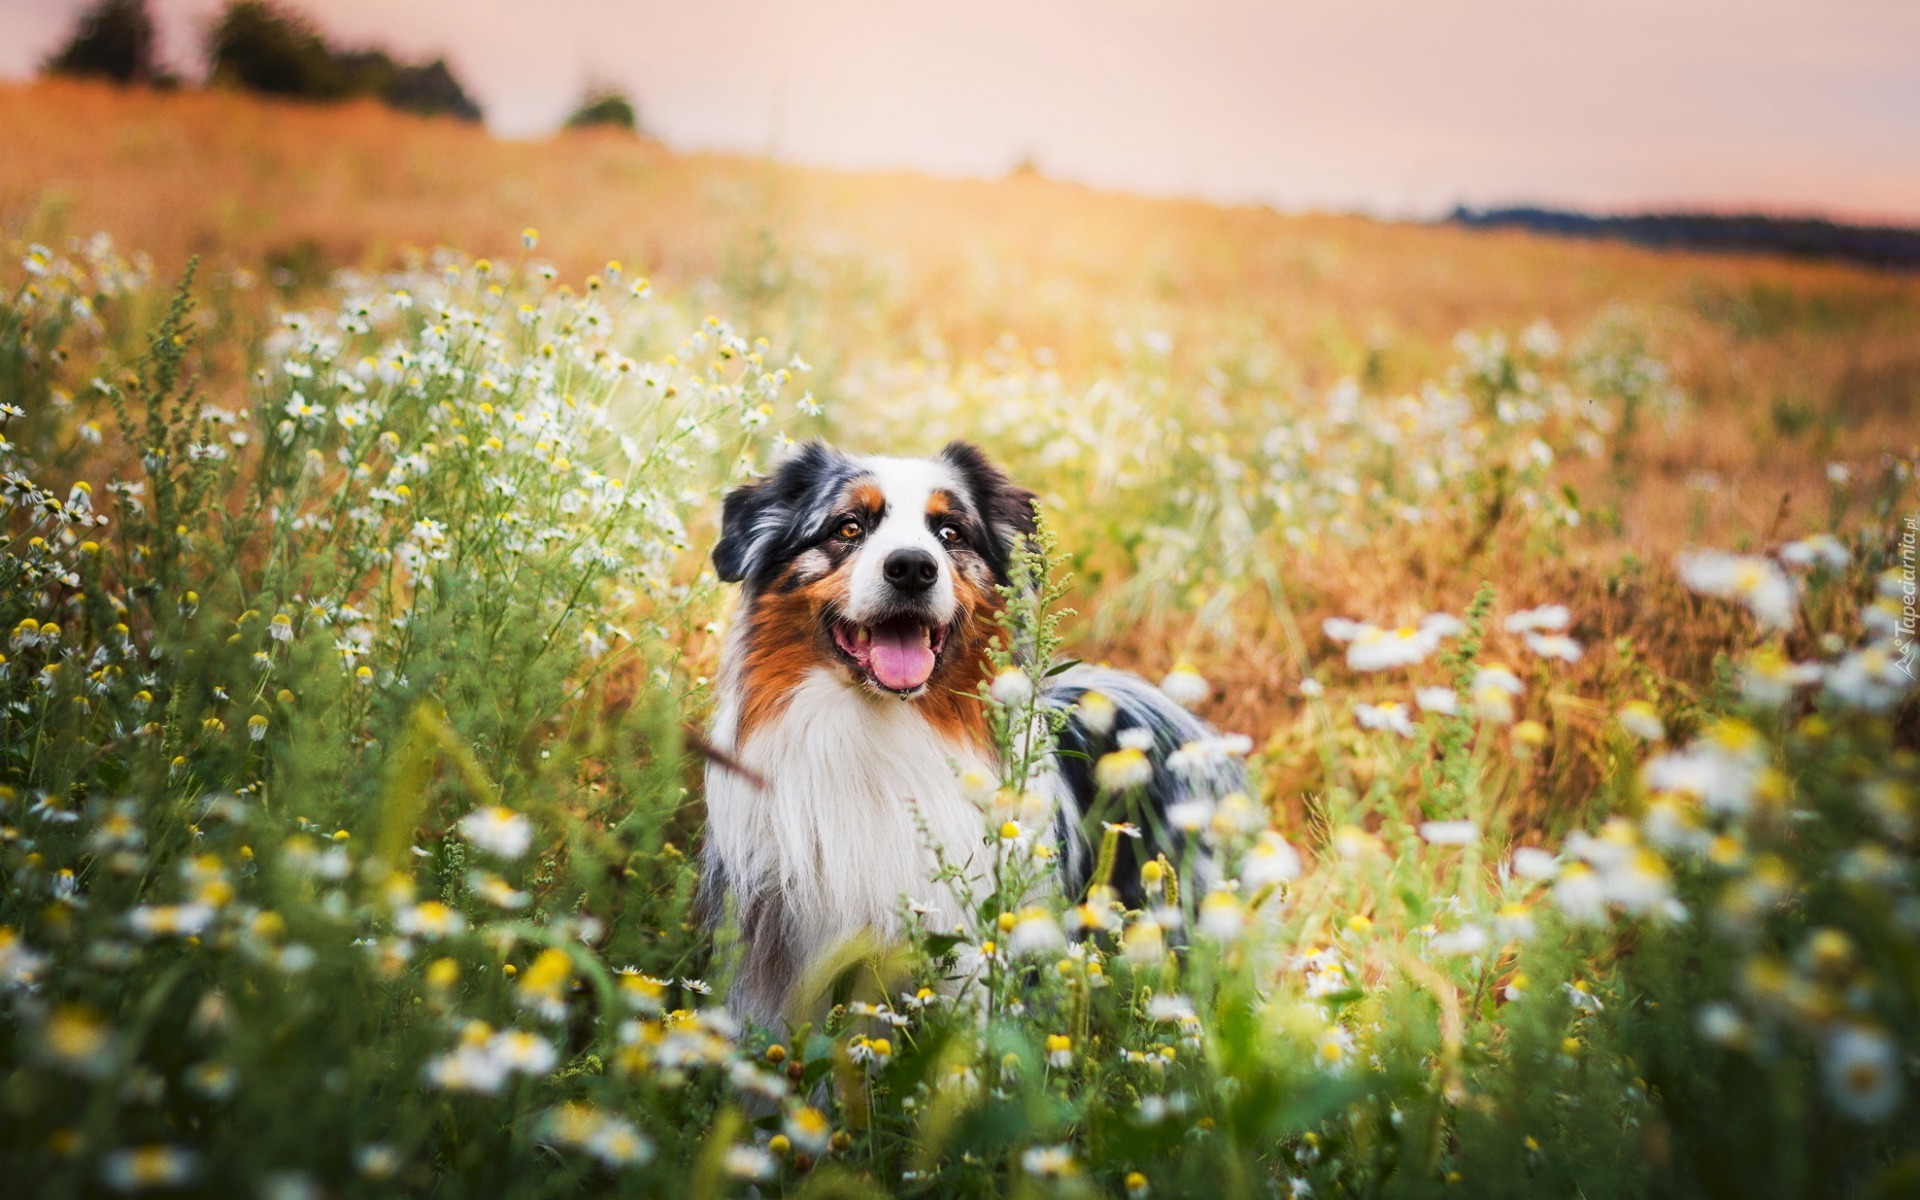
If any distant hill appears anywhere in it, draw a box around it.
[1450,206,1920,272]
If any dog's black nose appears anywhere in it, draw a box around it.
[883,548,939,593]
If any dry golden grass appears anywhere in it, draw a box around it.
[6,79,1916,829]
[7,79,1913,551]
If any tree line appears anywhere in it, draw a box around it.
[43,0,643,133]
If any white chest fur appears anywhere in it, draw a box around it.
[706,668,996,979]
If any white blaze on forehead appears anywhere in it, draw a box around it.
[842,455,962,623]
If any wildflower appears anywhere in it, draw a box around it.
[1354,700,1415,737]
[1740,647,1822,707]
[1617,701,1666,741]
[457,805,533,859]
[1315,1024,1356,1072]
[1826,645,1912,713]
[1419,819,1479,846]
[518,948,573,1018]
[1415,686,1459,715]
[41,1005,117,1076]
[1160,662,1209,707]
[1676,550,1797,631]
[1021,1145,1079,1177]
[1511,846,1558,879]
[1642,725,1768,815]
[1493,903,1536,941]
[1198,890,1245,940]
[1045,1034,1073,1068]
[1166,733,1253,776]
[1552,863,1609,925]
[1504,604,1570,633]
[1337,622,1442,672]
[1008,907,1065,955]
[395,901,466,939]
[1562,979,1604,1013]
[1127,1171,1151,1199]
[1778,534,1848,570]
[0,927,46,990]
[1472,665,1524,723]
[786,1105,831,1153]
[1076,689,1117,734]
[1604,850,1674,916]
[1096,746,1153,792]
[847,1035,892,1069]
[1120,918,1167,965]
[493,1028,559,1074]
[101,1145,198,1192]
[1332,824,1384,860]
[724,1145,775,1180]
[1694,1001,1749,1049]
[1240,831,1302,885]
[988,667,1033,706]
[1822,1025,1903,1123]
[128,903,216,939]
[1524,632,1583,663]
[467,871,530,910]
[353,1145,402,1180]
[1429,924,1489,956]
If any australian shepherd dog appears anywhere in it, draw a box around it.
[701,440,1244,1025]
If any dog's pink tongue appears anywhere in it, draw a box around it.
[869,624,934,691]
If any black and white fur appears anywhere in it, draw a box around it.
[701,440,1243,1025]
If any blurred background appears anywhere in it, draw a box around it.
[5,0,1920,222]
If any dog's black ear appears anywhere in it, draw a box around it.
[712,476,775,584]
[940,440,1038,582]
[713,441,846,585]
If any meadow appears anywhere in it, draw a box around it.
[1,80,1917,1198]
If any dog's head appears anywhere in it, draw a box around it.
[714,441,1037,699]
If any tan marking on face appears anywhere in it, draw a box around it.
[848,482,886,515]
[926,489,955,518]
[735,562,852,744]
[732,516,1002,753]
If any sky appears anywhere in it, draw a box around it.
[5,0,1920,222]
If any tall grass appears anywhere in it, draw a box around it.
[2,221,1915,1199]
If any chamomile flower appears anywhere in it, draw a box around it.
[1617,701,1666,741]
[1096,746,1153,792]
[1822,1025,1903,1123]
[101,1145,198,1192]
[1504,604,1571,633]
[988,667,1033,706]
[1354,700,1415,737]
[1159,662,1209,707]
[1676,550,1797,631]
[457,805,533,860]
[1240,830,1303,885]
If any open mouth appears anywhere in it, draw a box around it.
[830,614,951,694]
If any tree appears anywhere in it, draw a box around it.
[42,0,163,84]
[207,0,345,98]
[564,85,640,134]
[206,1,483,122]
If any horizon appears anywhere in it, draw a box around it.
[4,0,1919,225]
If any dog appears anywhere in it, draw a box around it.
[700,440,1244,1025]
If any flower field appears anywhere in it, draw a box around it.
[2,81,1918,1199]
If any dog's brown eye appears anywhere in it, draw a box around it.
[837,519,863,540]
[936,524,961,544]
